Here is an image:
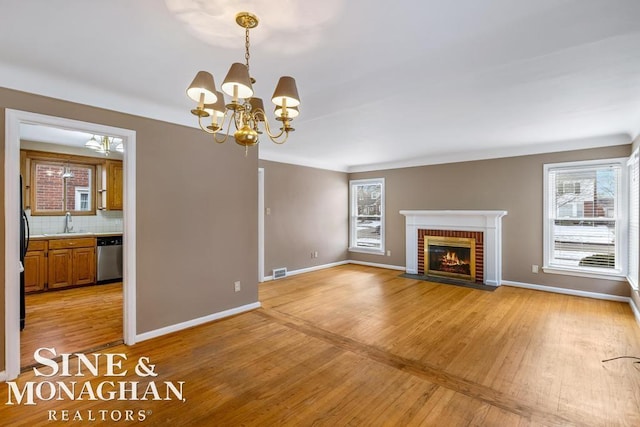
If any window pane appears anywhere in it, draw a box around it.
[34,163,64,212]
[80,193,89,210]
[356,184,382,216]
[355,183,382,248]
[356,216,381,248]
[350,179,384,252]
[554,168,617,219]
[65,166,92,211]
[553,219,615,268]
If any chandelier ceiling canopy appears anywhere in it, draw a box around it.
[185,12,301,154]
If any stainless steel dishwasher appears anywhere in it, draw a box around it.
[97,235,123,283]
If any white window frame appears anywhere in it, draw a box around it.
[628,149,639,290]
[349,178,385,255]
[74,187,91,211]
[543,158,628,281]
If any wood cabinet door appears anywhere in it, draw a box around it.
[24,251,46,292]
[48,249,73,289]
[107,161,123,210]
[72,247,96,285]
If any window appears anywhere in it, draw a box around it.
[75,188,90,211]
[349,178,385,254]
[31,160,95,216]
[628,149,639,290]
[543,158,627,278]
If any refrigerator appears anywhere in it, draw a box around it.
[20,175,29,330]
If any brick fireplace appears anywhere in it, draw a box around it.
[400,210,507,286]
[418,230,483,283]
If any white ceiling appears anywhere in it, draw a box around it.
[1,0,639,172]
[20,124,95,147]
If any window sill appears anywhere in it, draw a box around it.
[349,247,385,256]
[542,266,627,282]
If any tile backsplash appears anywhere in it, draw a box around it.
[26,210,123,235]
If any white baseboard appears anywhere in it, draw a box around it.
[261,261,350,282]
[348,260,406,271]
[136,302,261,342]
[502,280,630,302]
[261,260,406,283]
[630,296,640,327]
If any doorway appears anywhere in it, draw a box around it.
[259,167,264,282]
[4,110,137,381]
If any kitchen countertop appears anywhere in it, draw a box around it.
[30,232,123,240]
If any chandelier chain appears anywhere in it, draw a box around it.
[245,26,251,72]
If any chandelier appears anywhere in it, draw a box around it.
[185,12,300,153]
[85,135,124,155]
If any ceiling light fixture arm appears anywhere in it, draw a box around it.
[258,109,293,144]
[195,107,234,144]
[213,111,235,144]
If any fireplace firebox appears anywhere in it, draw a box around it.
[425,236,476,282]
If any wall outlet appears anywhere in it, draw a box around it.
[531,265,539,274]
[266,207,271,215]
[387,250,391,257]
[314,251,319,258]
[234,281,241,292]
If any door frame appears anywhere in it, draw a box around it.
[258,167,265,282]
[4,109,137,380]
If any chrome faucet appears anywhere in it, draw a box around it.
[63,211,73,233]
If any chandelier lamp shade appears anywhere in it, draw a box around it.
[186,12,300,152]
[85,135,124,155]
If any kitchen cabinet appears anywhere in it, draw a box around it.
[24,240,47,293]
[48,248,73,289]
[107,160,123,210]
[72,247,96,285]
[48,237,96,289]
[99,160,123,211]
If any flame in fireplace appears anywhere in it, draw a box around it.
[442,251,467,266]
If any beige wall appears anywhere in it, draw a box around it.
[1,87,259,371]
[350,145,632,296]
[259,160,348,275]
[0,106,5,370]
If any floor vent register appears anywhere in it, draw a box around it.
[273,268,287,279]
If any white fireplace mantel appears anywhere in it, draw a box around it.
[400,210,508,286]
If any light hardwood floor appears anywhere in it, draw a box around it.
[20,283,123,368]
[3,265,640,426]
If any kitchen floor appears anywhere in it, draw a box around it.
[20,283,123,369]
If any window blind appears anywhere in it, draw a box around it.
[349,178,385,253]
[628,150,639,289]
[548,163,620,270]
